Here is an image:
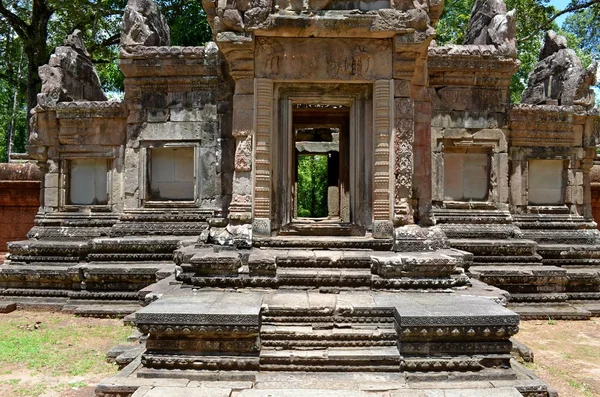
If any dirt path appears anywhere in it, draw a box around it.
[515,318,600,397]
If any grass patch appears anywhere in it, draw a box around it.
[0,316,133,377]
[567,380,594,397]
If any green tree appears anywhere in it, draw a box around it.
[297,155,329,218]
[157,0,212,46]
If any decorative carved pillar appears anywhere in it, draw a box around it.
[581,115,599,220]
[412,85,433,225]
[393,79,414,226]
[229,81,254,222]
[219,35,256,225]
[372,80,394,238]
[252,78,273,236]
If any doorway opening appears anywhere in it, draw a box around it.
[270,85,373,238]
[281,104,358,236]
[295,130,339,219]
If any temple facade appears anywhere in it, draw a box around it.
[1,0,599,395]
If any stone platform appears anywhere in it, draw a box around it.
[96,286,553,396]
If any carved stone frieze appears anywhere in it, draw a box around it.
[255,37,393,81]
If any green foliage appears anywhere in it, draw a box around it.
[435,0,474,45]
[297,154,329,218]
[157,0,213,46]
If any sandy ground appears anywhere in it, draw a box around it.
[0,311,598,397]
[514,318,600,397]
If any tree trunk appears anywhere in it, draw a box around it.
[24,0,52,127]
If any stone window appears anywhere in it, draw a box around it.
[528,159,564,205]
[69,159,108,205]
[149,147,195,201]
[444,153,489,201]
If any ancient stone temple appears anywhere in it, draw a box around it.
[1,0,599,394]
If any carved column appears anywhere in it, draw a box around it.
[372,80,394,238]
[581,115,599,220]
[393,79,414,226]
[412,85,433,225]
[219,36,256,226]
[252,78,273,236]
[229,81,255,222]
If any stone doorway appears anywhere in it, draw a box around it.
[270,85,373,237]
[286,106,352,235]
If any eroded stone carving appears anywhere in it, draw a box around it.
[121,0,170,47]
[37,29,107,107]
[522,30,597,109]
[464,0,516,57]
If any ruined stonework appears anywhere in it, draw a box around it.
[464,0,517,57]
[522,30,597,109]
[1,0,599,395]
[121,0,170,47]
[37,30,107,107]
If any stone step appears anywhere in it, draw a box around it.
[277,268,372,287]
[469,266,568,294]
[509,293,569,303]
[110,222,206,236]
[62,303,141,318]
[261,325,397,348]
[88,236,186,261]
[274,250,372,269]
[449,239,538,257]
[508,303,591,320]
[570,301,600,315]
[439,224,519,240]
[259,347,401,371]
[543,258,600,267]
[565,268,600,292]
[515,220,598,229]
[471,259,543,266]
[521,230,600,245]
[0,264,81,289]
[517,206,573,215]
[254,236,394,251]
[7,257,83,265]
[567,291,600,300]
[538,243,600,258]
[372,274,470,290]
[142,352,260,371]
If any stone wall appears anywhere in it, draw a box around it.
[0,163,41,251]
[590,161,600,229]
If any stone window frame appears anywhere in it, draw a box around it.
[139,141,201,208]
[509,149,573,212]
[442,148,492,202]
[432,128,508,207]
[59,155,113,212]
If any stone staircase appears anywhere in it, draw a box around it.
[433,204,543,268]
[260,303,400,372]
[0,209,203,310]
[175,244,470,290]
[432,204,592,313]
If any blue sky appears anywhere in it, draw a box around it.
[547,0,571,27]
